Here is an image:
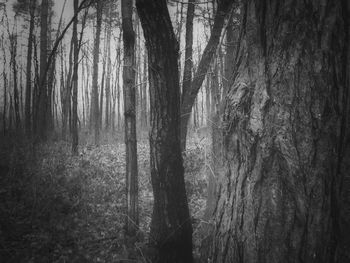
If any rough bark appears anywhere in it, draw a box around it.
[136,1,193,262]
[206,1,350,262]
[122,0,139,236]
[180,0,234,150]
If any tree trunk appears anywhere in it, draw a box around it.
[2,71,7,135]
[136,1,193,262]
[181,0,194,103]
[206,1,350,262]
[141,48,148,128]
[9,33,20,130]
[71,0,79,154]
[36,0,49,139]
[25,0,36,136]
[122,0,139,236]
[91,0,103,145]
[62,37,74,139]
[105,6,112,131]
[100,26,107,130]
[223,12,235,97]
[180,0,234,150]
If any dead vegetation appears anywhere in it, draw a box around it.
[0,134,209,262]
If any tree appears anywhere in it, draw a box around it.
[136,0,193,262]
[180,0,234,150]
[121,0,139,236]
[35,0,49,138]
[71,0,79,154]
[90,0,103,145]
[9,33,20,130]
[104,1,113,131]
[181,0,194,108]
[205,0,350,262]
[24,0,36,136]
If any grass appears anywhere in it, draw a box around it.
[0,133,210,262]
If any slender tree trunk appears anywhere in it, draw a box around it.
[181,0,194,104]
[25,0,36,136]
[84,52,90,129]
[9,96,13,131]
[36,0,49,138]
[71,0,79,154]
[2,72,7,135]
[105,5,112,131]
[32,35,39,131]
[122,0,139,236]
[1,34,6,135]
[9,34,20,130]
[46,8,54,132]
[62,39,73,138]
[142,49,148,128]
[136,1,193,262]
[100,26,107,130]
[180,0,234,150]
[205,1,350,262]
[91,0,103,145]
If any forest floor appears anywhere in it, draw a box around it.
[0,133,211,263]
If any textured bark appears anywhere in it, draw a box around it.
[122,0,139,236]
[180,0,234,150]
[136,1,193,262]
[206,1,350,262]
[223,13,236,97]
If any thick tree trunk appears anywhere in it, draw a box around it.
[206,1,350,262]
[136,1,193,262]
[223,13,235,97]
[122,0,139,236]
[180,0,234,150]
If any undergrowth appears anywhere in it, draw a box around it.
[0,135,209,262]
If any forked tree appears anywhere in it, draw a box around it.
[136,0,193,262]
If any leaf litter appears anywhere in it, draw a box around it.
[0,137,209,262]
